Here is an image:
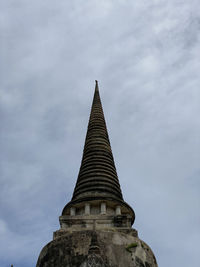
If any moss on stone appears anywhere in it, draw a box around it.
[125,243,138,252]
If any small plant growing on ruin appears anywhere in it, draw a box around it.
[125,243,138,252]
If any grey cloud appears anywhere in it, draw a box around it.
[1,0,200,266]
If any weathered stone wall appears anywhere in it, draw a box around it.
[59,214,132,231]
[37,230,158,267]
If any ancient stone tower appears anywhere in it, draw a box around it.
[36,81,158,267]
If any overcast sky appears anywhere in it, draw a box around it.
[1,1,200,266]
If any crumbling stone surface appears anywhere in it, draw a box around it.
[36,230,158,267]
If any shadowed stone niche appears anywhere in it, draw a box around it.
[80,232,107,267]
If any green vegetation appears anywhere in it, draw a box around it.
[125,243,138,252]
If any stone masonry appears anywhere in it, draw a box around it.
[36,81,158,267]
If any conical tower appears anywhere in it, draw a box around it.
[61,81,135,226]
[36,82,158,267]
[72,80,123,202]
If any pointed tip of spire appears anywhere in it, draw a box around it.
[95,80,99,91]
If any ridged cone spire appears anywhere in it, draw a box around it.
[71,81,123,202]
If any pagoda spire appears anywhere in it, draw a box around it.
[72,80,123,202]
[36,82,158,267]
[62,81,135,224]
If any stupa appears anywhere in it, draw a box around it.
[36,81,158,267]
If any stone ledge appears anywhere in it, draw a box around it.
[53,227,138,240]
[59,214,132,231]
